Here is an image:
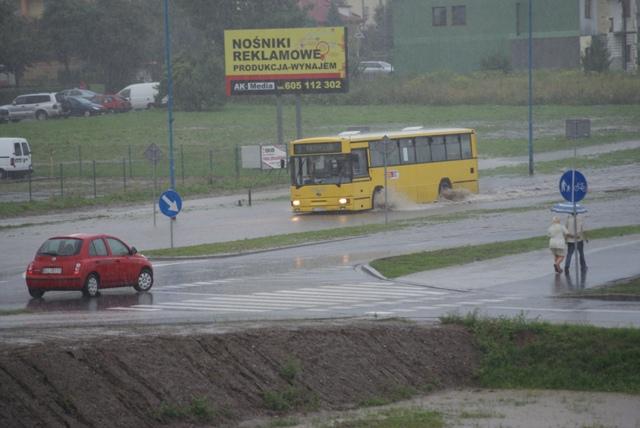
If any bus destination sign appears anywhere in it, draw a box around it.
[224,27,348,96]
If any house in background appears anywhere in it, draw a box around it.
[298,0,363,24]
[391,0,637,74]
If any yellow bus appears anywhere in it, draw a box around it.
[289,127,478,213]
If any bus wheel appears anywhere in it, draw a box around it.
[438,179,452,198]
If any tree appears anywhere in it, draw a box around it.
[159,50,226,111]
[0,0,39,86]
[360,4,393,61]
[325,0,344,26]
[40,0,91,78]
[582,35,611,72]
[81,0,159,92]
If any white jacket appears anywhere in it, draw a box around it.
[548,223,568,249]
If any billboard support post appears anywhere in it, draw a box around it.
[295,95,302,139]
[276,95,284,146]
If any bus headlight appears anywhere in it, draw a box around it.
[292,200,301,207]
[338,198,348,205]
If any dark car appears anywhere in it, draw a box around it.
[61,96,105,117]
[57,88,100,100]
[91,94,132,113]
[26,234,153,298]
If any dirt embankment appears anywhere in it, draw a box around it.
[0,321,479,427]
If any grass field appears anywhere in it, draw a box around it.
[1,103,638,176]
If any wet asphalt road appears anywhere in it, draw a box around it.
[0,152,639,328]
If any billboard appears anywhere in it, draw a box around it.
[224,27,348,96]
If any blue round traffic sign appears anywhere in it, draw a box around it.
[159,189,182,217]
[559,170,587,203]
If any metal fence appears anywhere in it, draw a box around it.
[0,144,289,203]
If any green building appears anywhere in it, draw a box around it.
[391,0,637,73]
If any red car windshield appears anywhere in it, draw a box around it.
[37,238,82,256]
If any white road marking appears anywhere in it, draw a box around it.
[109,307,161,312]
[133,304,266,313]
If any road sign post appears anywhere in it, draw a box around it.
[159,189,182,248]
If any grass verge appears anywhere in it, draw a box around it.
[144,222,405,257]
[564,275,640,299]
[442,314,640,394]
[327,408,445,428]
[483,147,640,176]
[370,225,640,278]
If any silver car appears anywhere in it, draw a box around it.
[0,93,65,121]
[357,61,394,77]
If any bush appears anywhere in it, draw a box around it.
[480,52,512,73]
[582,35,611,72]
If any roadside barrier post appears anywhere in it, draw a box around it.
[248,187,252,206]
[92,160,97,198]
[59,163,63,197]
[122,158,127,192]
[28,172,32,202]
[128,145,132,178]
[209,149,213,185]
[78,146,82,176]
[181,145,185,185]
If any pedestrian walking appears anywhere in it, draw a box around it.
[565,213,587,272]
[548,216,568,274]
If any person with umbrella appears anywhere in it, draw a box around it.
[565,213,587,272]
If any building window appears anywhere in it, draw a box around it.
[452,5,466,25]
[584,0,592,19]
[432,7,447,26]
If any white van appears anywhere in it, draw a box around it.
[117,82,159,110]
[0,137,32,178]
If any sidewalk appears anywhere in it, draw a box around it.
[391,235,640,295]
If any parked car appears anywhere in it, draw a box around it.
[61,96,105,117]
[0,93,65,121]
[0,137,32,179]
[91,94,131,113]
[57,88,100,100]
[117,82,159,110]
[25,234,153,298]
[356,61,394,77]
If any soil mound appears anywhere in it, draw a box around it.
[0,320,479,427]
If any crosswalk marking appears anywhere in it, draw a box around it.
[109,276,525,316]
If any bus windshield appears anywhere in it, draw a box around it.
[291,154,352,187]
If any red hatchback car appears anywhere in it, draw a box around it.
[91,94,132,113]
[26,234,153,298]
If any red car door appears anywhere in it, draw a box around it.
[88,238,117,287]
[105,237,133,286]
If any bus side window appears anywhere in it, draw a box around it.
[445,135,461,160]
[415,137,431,163]
[351,148,368,177]
[460,134,472,159]
[369,140,399,166]
[431,136,446,162]
[399,138,416,164]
